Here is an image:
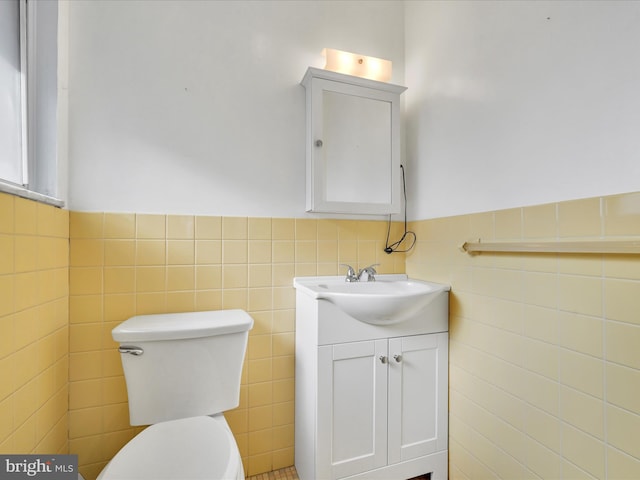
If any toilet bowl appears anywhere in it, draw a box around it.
[97,416,243,480]
[96,310,253,480]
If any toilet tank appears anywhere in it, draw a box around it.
[112,310,253,426]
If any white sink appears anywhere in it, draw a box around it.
[293,275,450,325]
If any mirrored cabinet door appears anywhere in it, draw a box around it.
[322,88,391,205]
[302,68,406,215]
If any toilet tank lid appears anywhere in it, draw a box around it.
[112,310,253,342]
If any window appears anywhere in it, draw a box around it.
[0,0,25,185]
[0,0,61,206]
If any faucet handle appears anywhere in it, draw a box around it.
[340,263,355,274]
[360,263,380,273]
[358,264,380,282]
[340,264,358,282]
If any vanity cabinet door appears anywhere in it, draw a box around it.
[318,340,388,480]
[387,333,449,464]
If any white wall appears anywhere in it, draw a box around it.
[67,0,404,216]
[405,1,640,220]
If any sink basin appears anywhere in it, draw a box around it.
[293,275,450,325]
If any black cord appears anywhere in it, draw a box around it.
[384,164,416,254]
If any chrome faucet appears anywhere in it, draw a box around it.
[357,264,379,282]
[340,263,379,282]
[340,264,359,282]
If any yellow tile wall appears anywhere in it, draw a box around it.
[68,213,405,479]
[5,189,638,479]
[0,192,69,456]
[407,191,640,479]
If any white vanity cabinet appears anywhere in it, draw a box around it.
[318,333,448,479]
[294,276,449,480]
[301,68,406,215]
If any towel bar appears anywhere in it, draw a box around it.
[460,239,640,255]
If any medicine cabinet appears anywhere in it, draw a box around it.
[301,67,407,215]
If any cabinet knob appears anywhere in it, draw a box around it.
[393,354,402,363]
[379,355,388,364]
[315,139,323,148]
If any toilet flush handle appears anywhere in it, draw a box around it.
[119,346,144,356]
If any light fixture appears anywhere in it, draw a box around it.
[322,48,392,82]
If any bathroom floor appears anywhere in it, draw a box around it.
[246,466,298,480]
[246,466,431,480]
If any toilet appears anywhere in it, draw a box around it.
[97,309,253,480]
